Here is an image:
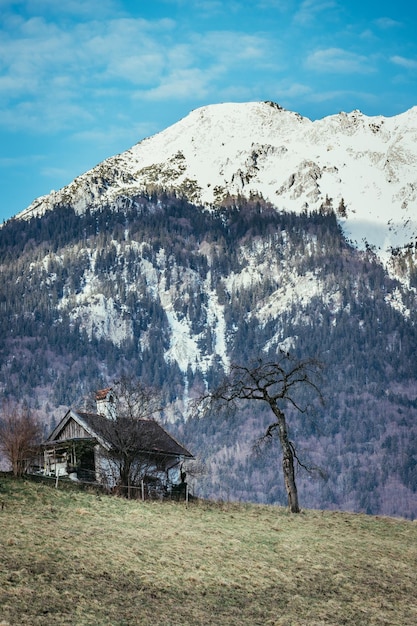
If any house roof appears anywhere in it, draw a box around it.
[44,409,111,450]
[95,387,113,401]
[45,409,193,459]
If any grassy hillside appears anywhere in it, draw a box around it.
[0,476,416,626]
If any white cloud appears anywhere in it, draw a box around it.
[390,55,417,70]
[307,89,377,107]
[374,17,402,30]
[130,28,279,103]
[305,48,375,74]
[0,5,281,133]
[72,121,156,148]
[0,15,178,130]
[293,0,337,25]
[197,31,269,62]
[0,154,43,167]
[107,52,166,85]
[280,82,311,98]
[40,165,72,179]
[0,98,93,133]
[189,30,282,77]
[134,68,211,101]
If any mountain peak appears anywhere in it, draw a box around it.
[15,101,417,260]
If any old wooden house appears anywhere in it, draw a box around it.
[40,388,193,496]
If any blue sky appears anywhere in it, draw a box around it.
[1,0,416,222]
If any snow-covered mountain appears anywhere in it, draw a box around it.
[17,101,417,260]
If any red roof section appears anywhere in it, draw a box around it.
[95,388,112,401]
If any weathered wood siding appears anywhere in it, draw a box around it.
[56,418,91,441]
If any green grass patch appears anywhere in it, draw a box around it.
[0,475,416,625]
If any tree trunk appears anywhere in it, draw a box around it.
[273,406,300,513]
[282,444,300,513]
[120,461,131,498]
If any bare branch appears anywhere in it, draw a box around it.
[113,375,163,421]
[289,442,328,480]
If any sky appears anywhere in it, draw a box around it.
[1,0,416,223]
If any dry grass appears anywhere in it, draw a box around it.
[0,476,416,625]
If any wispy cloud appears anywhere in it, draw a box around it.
[305,48,375,74]
[0,15,175,130]
[71,120,156,147]
[134,68,212,101]
[40,165,72,179]
[293,0,337,25]
[374,17,402,30]
[390,55,417,70]
[135,29,280,102]
[0,99,93,133]
[194,31,274,66]
[278,82,312,99]
[307,89,377,105]
[0,154,43,167]
[0,8,280,133]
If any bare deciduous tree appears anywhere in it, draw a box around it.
[111,376,162,421]
[87,376,163,497]
[201,354,323,513]
[0,401,42,477]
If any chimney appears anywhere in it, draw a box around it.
[95,388,116,420]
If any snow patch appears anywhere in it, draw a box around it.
[66,293,133,346]
[385,288,410,318]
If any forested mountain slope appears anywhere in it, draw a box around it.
[1,193,416,517]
